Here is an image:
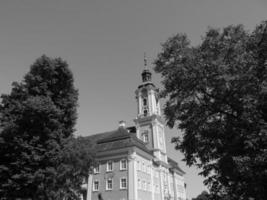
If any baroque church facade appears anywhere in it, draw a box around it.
[82,67,187,200]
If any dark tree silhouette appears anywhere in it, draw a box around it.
[0,55,94,199]
[192,191,210,200]
[154,22,267,200]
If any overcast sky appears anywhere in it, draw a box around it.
[0,0,266,199]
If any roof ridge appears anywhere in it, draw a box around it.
[84,129,117,138]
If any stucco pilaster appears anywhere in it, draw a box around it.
[172,174,178,200]
[86,174,93,200]
[158,168,164,200]
[128,152,137,200]
[151,164,154,200]
[138,94,142,116]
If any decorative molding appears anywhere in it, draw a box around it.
[128,153,136,161]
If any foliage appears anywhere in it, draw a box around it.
[192,191,210,200]
[154,22,267,200]
[0,55,94,199]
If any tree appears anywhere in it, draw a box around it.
[154,22,267,200]
[0,55,94,199]
[192,191,210,200]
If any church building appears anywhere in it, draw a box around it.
[82,63,187,200]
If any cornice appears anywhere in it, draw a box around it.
[134,114,164,125]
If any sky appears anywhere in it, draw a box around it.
[0,0,266,199]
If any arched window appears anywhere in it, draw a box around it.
[143,98,147,106]
[144,109,148,116]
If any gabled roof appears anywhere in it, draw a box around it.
[83,126,152,155]
[82,127,185,175]
[97,127,131,144]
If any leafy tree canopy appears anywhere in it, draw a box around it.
[0,55,94,199]
[192,191,210,200]
[154,22,267,200]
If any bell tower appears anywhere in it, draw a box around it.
[134,55,167,163]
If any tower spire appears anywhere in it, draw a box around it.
[141,53,152,82]
[135,54,166,162]
[144,52,147,69]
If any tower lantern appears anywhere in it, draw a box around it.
[141,69,152,82]
[141,52,152,82]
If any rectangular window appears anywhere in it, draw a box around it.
[143,133,149,143]
[148,182,151,191]
[155,171,159,178]
[107,161,113,172]
[177,185,184,194]
[156,185,159,193]
[147,165,150,174]
[93,180,99,191]
[106,179,113,190]
[94,164,100,173]
[144,181,147,191]
[142,180,145,190]
[142,163,145,172]
[138,179,141,189]
[120,178,127,189]
[120,159,127,170]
